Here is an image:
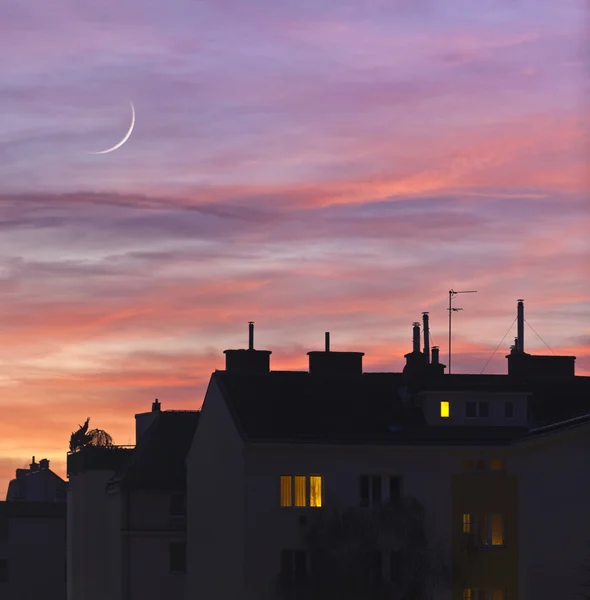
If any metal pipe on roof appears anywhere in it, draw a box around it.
[248,321,254,350]
[325,332,330,352]
[423,312,430,364]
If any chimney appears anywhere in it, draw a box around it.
[223,323,272,374]
[325,332,330,352]
[248,321,254,350]
[308,332,364,376]
[422,312,430,364]
[412,322,421,353]
[517,299,524,352]
[39,458,49,470]
[29,457,38,472]
[432,346,440,364]
[135,399,162,443]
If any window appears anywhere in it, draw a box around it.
[475,459,488,471]
[388,550,401,583]
[169,542,186,573]
[359,475,401,508]
[371,475,382,508]
[463,459,475,471]
[465,591,504,600]
[170,494,186,517]
[440,401,450,417]
[504,402,514,418]
[309,476,322,507]
[280,476,323,508]
[473,514,504,547]
[466,402,490,418]
[491,459,503,472]
[462,513,472,533]
[389,476,402,504]
[280,549,307,586]
[0,559,7,582]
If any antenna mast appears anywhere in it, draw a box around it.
[448,289,477,374]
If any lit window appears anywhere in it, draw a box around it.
[309,476,322,507]
[463,590,472,600]
[492,590,505,600]
[491,459,503,472]
[281,476,324,508]
[491,514,503,545]
[462,513,471,533]
[294,476,307,507]
[280,476,293,507]
[440,401,450,418]
[463,459,474,471]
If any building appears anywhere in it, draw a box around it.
[186,305,590,600]
[0,458,67,600]
[66,400,199,600]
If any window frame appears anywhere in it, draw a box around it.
[280,475,323,508]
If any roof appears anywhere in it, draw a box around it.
[109,410,200,491]
[5,468,66,502]
[214,370,590,445]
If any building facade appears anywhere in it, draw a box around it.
[186,310,590,600]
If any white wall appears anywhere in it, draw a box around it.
[67,469,118,600]
[186,378,246,600]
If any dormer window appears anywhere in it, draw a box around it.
[440,401,450,418]
[465,401,490,418]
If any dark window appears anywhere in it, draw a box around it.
[169,542,186,573]
[476,459,488,471]
[281,550,307,585]
[170,494,186,517]
[465,402,477,417]
[359,476,370,507]
[0,514,8,540]
[389,550,402,583]
[294,550,307,582]
[0,559,7,582]
[370,551,382,583]
[371,475,382,508]
[479,402,490,417]
[504,402,514,418]
[389,476,401,504]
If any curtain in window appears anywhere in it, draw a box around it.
[309,476,322,507]
[280,476,292,507]
[294,476,306,507]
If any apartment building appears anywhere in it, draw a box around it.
[0,458,67,600]
[186,306,590,600]
[66,401,199,600]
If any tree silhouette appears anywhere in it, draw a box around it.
[271,497,451,600]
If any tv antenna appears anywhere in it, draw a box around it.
[448,289,477,374]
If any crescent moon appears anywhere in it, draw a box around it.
[90,101,135,155]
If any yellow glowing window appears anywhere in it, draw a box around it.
[491,459,503,472]
[294,476,307,507]
[280,476,292,507]
[309,476,323,507]
[492,590,504,600]
[462,513,471,533]
[462,590,472,600]
[440,401,450,417]
[491,514,503,545]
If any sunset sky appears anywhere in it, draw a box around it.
[0,0,588,492]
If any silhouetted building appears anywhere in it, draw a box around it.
[1,458,67,600]
[6,456,67,502]
[186,313,590,600]
[66,401,199,600]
